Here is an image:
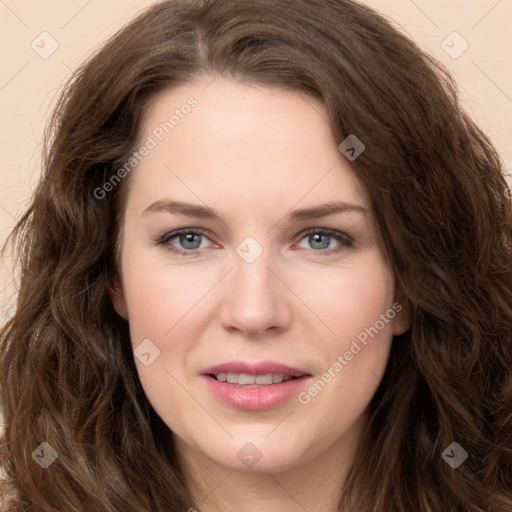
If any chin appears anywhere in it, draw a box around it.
[192,432,314,474]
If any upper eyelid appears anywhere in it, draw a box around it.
[298,227,352,238]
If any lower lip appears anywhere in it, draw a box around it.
[202,375,311,410]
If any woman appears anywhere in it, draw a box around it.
[1,0,511,510]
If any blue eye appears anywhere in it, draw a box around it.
[301,233,336,251]
[295,229,353,254]
[174,232,204,250]
[157,229,212,256]
[155,228,353,256]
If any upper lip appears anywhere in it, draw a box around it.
[201,361,310,378]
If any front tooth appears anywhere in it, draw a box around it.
[238,373,256,385]
[255,373,273,385]
[227,372,238,384]
[272,374,285,384]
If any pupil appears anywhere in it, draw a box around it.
[181,233,201,250]
[310,233,330,250]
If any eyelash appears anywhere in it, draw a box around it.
[154,227,354,257]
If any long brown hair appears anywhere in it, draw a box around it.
[1,0,511,510]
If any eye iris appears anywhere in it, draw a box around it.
[309,233,330,250]
[180,233,202,250]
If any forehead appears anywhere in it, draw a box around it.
[126,78,369,212]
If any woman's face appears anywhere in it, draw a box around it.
[113,77,409,473]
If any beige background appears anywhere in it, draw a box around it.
[1,0,511,321]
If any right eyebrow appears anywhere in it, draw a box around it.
[142,199,220,220]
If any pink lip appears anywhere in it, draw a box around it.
[201,360,312,411]
[201,360,309,378]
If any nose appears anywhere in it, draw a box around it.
[218,248,293,339]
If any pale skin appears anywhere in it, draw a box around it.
[112,77,411,512]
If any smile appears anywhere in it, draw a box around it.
[201,361,312,410]
[212,372,295,385]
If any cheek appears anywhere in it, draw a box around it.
[295,253,396,419]
[121,256,211,342]
[293,251,396,348]
[120,256,211,426]
[119,252,219,412]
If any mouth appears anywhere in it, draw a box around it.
[201,361,312,410]
[208,372,299,386]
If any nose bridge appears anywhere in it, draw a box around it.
[232,233,273,286]
[234,248,273,296]
[219,238,290,335]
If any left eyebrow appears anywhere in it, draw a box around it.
[287,201,369,221]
